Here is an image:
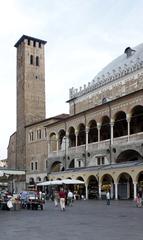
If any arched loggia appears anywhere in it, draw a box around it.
[130,105,143,134]
[118,173,133,199]
[116,150,143,163]
[113,111,127,138]
[88,120,98,143]
[87,175,98,199]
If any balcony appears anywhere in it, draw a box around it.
[48,132,143,159]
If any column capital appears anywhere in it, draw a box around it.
[126,113,131,121]
[85,126,89,132]
[110,119,114,125]
[97,122,101,128]
[65,132,69,137]
[75,129,78,135]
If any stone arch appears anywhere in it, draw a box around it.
[77,123,86,145]
[100,116,110,141]
[136,171,143,195]
[116,149,143,163]
[130,105,143,134]
[50,161,64,172]
[49,132,57,152]
[87,175,98,199]
[68,159,75,169]
[117,172,133,199]
[113,111,127,138]
[68,126,76,147]
[101,174,114,199]
[36,176,41,182]
[58,129,65,150]
[76,176,85,198]
[88,120,98,143]
[43,176,49,181]
[29,177,35,184]
[77,176,85,181]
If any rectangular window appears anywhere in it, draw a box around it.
[35,162,38,170]
[30,55,33,65]
[44,128,47,138]
[28,39,30,45]
[29,132,34,141]
[97,157,100,165]
[37,129,41,139]
[78,161,81,168]
[39,42,41,48]
[102,157,105,165]
[36,56,39,66]
[33,41,36,47]
[46,160,48,169]
[31,162,34,171]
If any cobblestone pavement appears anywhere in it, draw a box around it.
[0,200,143,240]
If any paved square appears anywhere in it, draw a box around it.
[0,200,142,240]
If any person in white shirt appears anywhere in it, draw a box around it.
[67,190,73,206]
[106,190,110,205]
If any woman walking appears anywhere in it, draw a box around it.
[59,188,66,211]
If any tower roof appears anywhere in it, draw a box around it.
[14,35,47,48]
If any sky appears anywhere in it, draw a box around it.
[0,0,143,159]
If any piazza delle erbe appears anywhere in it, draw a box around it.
[1,1,143,240]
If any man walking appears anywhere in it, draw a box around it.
[106,190,110,205]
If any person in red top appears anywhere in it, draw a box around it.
[59,187,66,211]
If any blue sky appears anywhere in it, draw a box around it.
[0,0,143,159]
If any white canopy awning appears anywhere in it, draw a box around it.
[0,169,25,177]
[37,179,85,186]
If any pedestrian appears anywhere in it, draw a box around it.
[106,190,110,205]
[135,192,142,208]
[67,190,73,206]
[53,190,59,207]
[38,190,42,200]
[59,187,66,211]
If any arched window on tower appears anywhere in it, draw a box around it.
[36,56,39,66]
[30,55,33,65]
[28,39,30,45]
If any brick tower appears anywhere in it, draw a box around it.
[14,35,47,169]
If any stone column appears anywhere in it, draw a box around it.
[66,132,69,156]
[110,119,114,144]
[97,123,101,149]
[47,135,50,153]
[127,182,130,199]
[126,114,131,142]
[98,183,102,199]
[85,183,88,200]
[133,182,137,200]
[85,126,89,151]
[56,134,59,155]
[75,129,78,152]
[114,182,118,200]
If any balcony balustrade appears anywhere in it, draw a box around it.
[48,132,143,159]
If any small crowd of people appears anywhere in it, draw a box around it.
[53,188,74,211]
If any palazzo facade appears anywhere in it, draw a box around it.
[8,36,143,199]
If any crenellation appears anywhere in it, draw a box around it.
[69,59,143,102]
